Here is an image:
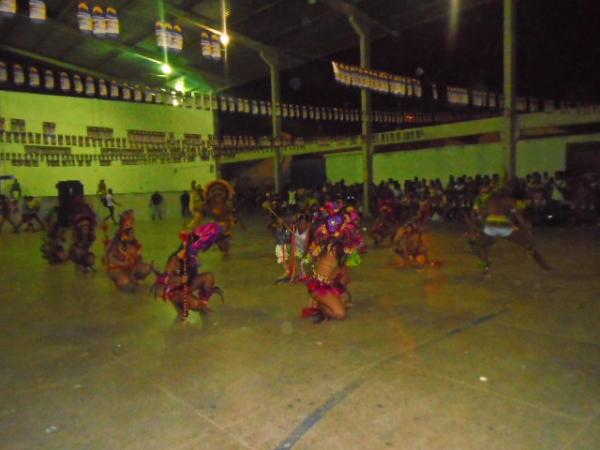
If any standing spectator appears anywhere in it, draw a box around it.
[180,190,191,218]
[0,194,18,233]
[10,178,21,199]
[103,189,120,223]
[287,187,297,212]
[15,196,44,232]
[150,191,164,220]
[97,179,107,196]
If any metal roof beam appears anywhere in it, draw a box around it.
[324,0,398,37]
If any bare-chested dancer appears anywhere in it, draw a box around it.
[468,187,551,272]
[392,221,429,268]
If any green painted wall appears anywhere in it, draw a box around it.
[0,91,216,196]
[516,133,600,176]
[0,91,215,136]
[325,132,600,183]
[0,160,215,197]
[374,143,504,182]
[325,151,363,184]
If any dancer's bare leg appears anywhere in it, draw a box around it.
[506,228,551,270]
[311,292,347,320]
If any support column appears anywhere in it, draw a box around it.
[503,0,517,179]
[349,16,372,217]
[260,51,283,193]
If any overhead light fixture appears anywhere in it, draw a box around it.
[161,63,172,75]
[220,33,230,46]
[174,79,185,92]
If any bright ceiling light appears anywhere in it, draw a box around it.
[161,63,172,75]
[172,98,179,106]
[174,79,185,92]
[220,33,230,46]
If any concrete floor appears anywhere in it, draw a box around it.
[1,216,599,450]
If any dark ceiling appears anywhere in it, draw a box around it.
[1,0,598,104]
[0,0,501,92]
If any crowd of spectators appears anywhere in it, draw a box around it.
[235,171,600,227]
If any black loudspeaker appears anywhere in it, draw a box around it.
[56,180,84,226]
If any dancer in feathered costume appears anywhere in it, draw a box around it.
[156,223,224,321]
[369,197,396,247]
[41,207,68,264]
[302,201,365,323]
[103,210,154,290]
[204,180,236,257]
[69,210,96,271]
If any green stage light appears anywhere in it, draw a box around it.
[161,63,172,75]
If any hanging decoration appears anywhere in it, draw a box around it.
[472,90,487,108]
[155,21,182,51]
[77,2,92,34]
[447,86,468,105]
[105,7,119,39]
[59,72,71,91]
[155,21,168,48]
[431,83,438,101]
[144,87,153,102]
[92,6,106,38]
[219,95,227,112]
[0,61,8,83]
[98,79,107,97]
[133,85,142,102]
[13,64,24,85]
[73,74,83,93]
[85,76,95,96]
[43,69,54,89]
[202,93,211,110]
[170,24,183,52]
[529,99,538,112]
[201,32,212,58]
[28,66,40,88]
[121,83,131,100]
[110,80,119,98]
[210,34,222,60]
[332,61,421,99]
[0,0,16,16]
[29,0,46,22]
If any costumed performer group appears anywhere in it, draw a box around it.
[33,175,553,326]
[267,199,366,323]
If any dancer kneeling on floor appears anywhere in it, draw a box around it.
[156,223,224,320]
[392,220,430,268]
[303,201,365,323]
[103,210,154,290]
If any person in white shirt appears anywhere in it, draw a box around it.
[103,189,120,223]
